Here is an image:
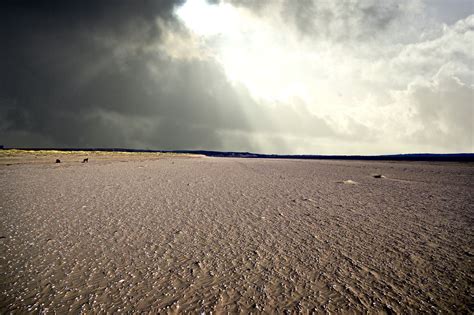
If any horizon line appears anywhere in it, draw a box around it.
[2,146,473,162]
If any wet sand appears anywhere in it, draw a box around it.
[0,157,473,313]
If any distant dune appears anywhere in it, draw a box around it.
[0,149,200,166]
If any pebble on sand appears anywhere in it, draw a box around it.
[55,159,61,163]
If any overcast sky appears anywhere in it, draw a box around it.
[0,0,472,154]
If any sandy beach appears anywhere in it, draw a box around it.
[0,156,472,313]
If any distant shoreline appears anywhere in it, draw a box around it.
[2,147,473,162]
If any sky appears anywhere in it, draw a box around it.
[0,0,472,154]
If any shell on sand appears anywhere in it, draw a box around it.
[339,179,358,184]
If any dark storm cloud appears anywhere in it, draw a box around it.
[0,0,182,34]
[0,0,258,149]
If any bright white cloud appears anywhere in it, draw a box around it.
[170,0,473,154]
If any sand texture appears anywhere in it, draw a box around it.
[0,157,473,313]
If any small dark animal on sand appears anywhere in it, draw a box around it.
[55,159,61,163]
[82,158,89,163]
